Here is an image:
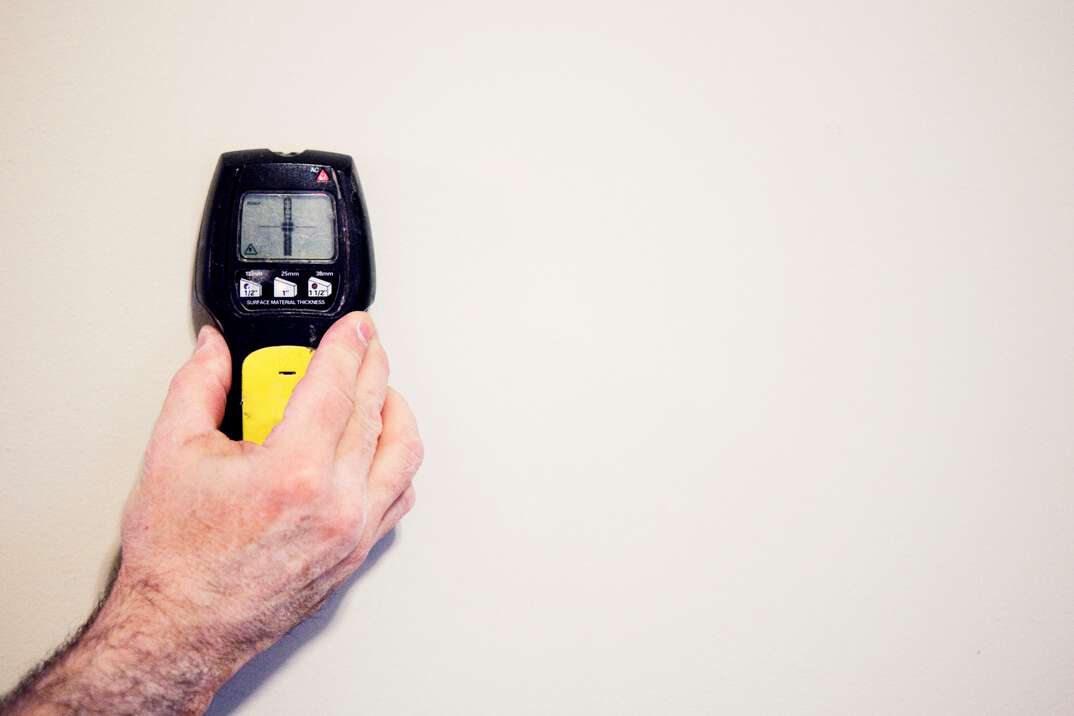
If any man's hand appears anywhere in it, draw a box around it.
[1,312,423,715]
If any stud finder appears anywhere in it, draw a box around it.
[194,149,374,442]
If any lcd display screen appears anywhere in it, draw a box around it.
[239,192,336,261]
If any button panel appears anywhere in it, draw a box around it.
[235,269,337,311]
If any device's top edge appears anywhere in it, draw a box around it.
[218,149,354,169]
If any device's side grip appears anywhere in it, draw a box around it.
[239,345,314,444]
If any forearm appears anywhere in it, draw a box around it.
[1,577,246,716]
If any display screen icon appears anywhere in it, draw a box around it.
[238,278,262,297]
[308,277,333,297]
[273,277,298,297]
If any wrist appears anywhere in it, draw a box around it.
[98,578,233,705]
[13,574,248,715]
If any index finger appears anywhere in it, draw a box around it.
[264,312,376,460]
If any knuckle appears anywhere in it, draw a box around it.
[330,332,363,365]
[296,458,329,485]
[401,487,417,513]
[166,366,196,396]
[313,380,356,424]
[323,503,366,547]
[273,460,326,504]
[344,542,372,572]
[338,344,364,375]
[207,360,229,395]
[398,433,425,475]
[373,342,390,375]
[356,392,385,435]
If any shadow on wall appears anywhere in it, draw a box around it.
[205,530,398,715]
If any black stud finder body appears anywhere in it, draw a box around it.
[194,149,374,441]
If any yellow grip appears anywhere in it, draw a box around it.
[241,345,314,444]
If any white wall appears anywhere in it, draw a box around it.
[1,1,1071,713]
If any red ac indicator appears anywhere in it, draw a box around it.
[315,168,329,183]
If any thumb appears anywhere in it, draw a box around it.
[154,325,232,442]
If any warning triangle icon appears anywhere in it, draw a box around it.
[244,243,258,256]
[316,169,329,183]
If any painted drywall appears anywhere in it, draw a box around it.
[1,1,1072,713]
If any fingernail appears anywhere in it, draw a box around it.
[356,319,375,345]
[196,326,210,350]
